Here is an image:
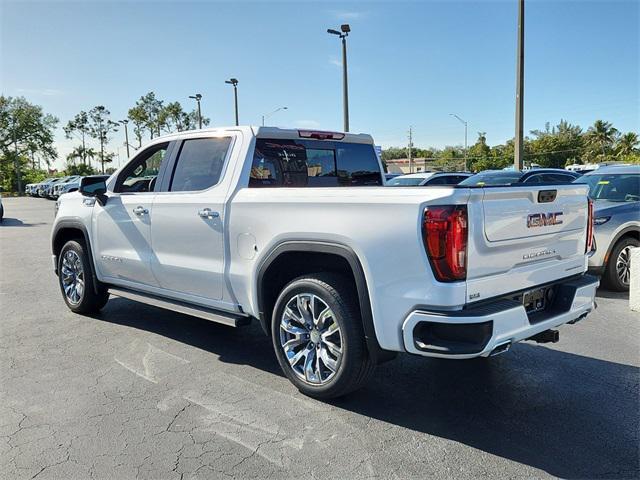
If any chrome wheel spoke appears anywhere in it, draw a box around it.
[323,339,342,357]
[303,347,318,383]
[319,346,338,373]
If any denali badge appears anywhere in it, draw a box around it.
[527,212,563,228]
[523,249,556,260]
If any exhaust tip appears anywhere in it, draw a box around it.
[490,341,511,357]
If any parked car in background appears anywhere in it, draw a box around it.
[25,184,36,195]
[574,165,640,291]
[384,173,401,182]
[459,168,580,187]
[51,176,81,199]
[44,177,74,198]
[36,178,61,197]
[386,171,472,186]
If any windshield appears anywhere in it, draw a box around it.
[574,173,640,202]
[387,176,427,186]
[459,171,523,186]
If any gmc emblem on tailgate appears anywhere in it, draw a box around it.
[527,212,563,228]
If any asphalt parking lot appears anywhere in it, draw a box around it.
[1,196,638,480]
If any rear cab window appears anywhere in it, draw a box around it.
[249,138,382,187]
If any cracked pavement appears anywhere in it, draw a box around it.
[1,196,639,479]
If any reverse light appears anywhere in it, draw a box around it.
[423,205,468,282]
[586,199,595,253]
[594,216,611,226]
[298,130,345,140]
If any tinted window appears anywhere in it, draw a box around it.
[575,173,640,202]
[116,143,169,193]
[249,139,382,188]
[459,171,523,186]
[425,175,467,186]
[523,174,543,184]
[170,137,232,192]
[540,173,576,183]
[387,176,427,186]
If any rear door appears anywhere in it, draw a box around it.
[150,134,235,304]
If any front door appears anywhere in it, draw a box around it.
[150,135,234,303]
[93,142,170,287]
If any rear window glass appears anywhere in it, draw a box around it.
[459,171,523,186]
[387,176,427,186]
[249,139,382,187]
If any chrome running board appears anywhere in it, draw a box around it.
[108,287,251,328]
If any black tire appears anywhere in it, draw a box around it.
[58,240,109,314]
[602,237,639,292]
[271,273,375,399]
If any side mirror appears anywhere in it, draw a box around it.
[79,176,108,205]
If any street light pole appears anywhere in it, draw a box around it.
[225,79,239,126]
[261,106,288,126]
[189,94,203,129]
[450,114,468,171]
[119,120,130,159]
[514,0,525,170]
[327,24,351,132]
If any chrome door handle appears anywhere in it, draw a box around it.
[198,208,219,219]
[133,206,148,215]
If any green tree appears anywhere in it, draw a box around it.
[528,120,583,168]
[585,120,619,162]
[616,132,639,157]
[64,111,91,164]
[65,163,97,176]
[0,96,58,193]
[127,104,148,148]
[88,106,118,173]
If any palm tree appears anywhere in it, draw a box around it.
[616,132,639,157]
[586,120,619,159]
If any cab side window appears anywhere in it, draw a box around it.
[169,137,232,192]
[115,143,169,193]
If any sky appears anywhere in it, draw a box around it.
[1,0,638,169]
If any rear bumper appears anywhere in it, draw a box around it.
[402,275,599,359]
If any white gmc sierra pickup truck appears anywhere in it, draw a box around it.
[52,127,599,398]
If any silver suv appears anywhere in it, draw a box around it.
[575,165,640,291]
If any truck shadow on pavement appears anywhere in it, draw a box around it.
[100,297,639,479]
[0,217,43,227]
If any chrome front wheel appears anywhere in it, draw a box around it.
[61,250,85,305]
[279,293,343,385]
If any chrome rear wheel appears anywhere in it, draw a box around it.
[279,293,343,385]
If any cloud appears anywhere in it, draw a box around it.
[16,88,63,97]
[330,10,363,20]
[295,120,321,129]
[329,56,342,67]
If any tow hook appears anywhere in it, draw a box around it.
[527,329,559,343]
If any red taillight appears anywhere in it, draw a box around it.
[298,130,345,140]
[586,198,594,253]
[423,205,468,282]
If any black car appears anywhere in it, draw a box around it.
[459,168,580,186]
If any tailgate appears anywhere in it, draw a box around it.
[465,184,590,302]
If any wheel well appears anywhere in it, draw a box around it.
[606,229,640,263]
[52,227,86,259]
[259,251,358,333]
